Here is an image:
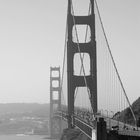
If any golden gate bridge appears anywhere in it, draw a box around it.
[49,0,140,140]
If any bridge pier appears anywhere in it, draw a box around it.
[96,118,107,140]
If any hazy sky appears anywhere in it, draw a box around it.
[0,0,139,104]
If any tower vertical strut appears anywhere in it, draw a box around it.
[67,0,97,128]
[50,67,61,138]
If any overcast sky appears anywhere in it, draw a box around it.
[0,0,139,104]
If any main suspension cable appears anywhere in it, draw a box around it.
[60,4,69,106]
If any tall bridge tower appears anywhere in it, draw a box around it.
[67,0,97,128]
[50,67,61,138]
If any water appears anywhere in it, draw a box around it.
[0,135,50,140]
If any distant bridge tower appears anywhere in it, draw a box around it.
[50,67,61,138]
[67,0,97,128]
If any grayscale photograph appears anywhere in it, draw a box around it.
[0,0,139,140]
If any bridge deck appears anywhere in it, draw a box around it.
[55,111,140,138]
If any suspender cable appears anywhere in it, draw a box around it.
[60,4,69,106]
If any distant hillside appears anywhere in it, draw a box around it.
[0,103,50,117]
[114,97,140,125]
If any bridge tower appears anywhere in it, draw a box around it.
[67,0,97,128]
[50,67,61,138]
